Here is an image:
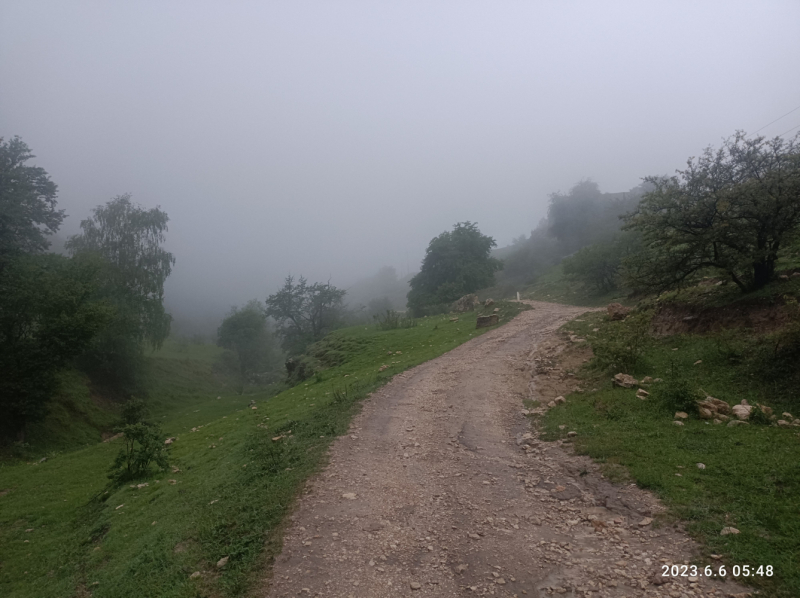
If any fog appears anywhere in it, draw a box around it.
[2,1,799,328]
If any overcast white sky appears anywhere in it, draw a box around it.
[2,1,799,319]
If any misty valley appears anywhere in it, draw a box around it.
[2,3,800,597]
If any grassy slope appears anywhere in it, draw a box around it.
[541,308,800,597]
[9,340,241,460]
[20,370,119,455]
[0,302,528,598]
[521,262,632,307]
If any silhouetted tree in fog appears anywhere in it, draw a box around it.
[265,276,346,355]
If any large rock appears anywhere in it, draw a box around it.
[698,407,714,420]
[476,314,499,328]
[732,403,752,420]
[452,294,480,313]
[613,373,638,388]
[484,298,494,307]
[607,303,632,321]
[696,396,731,416]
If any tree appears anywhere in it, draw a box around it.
[217,300,281,391]
[0,138,110,440]
[562,232,640,294]
[547,180,604,252]
[265,276,346,355]
[67,195,175,385]
[407,222,501,316]
[0,253,111,440]
[624,132,800,292]
[0,137,63,267]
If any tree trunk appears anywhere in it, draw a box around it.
[751,259,775,291]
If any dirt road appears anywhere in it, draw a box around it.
[260,302,745,598]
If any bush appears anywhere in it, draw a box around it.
[744,297,800,410]
[284,355,319,384]
[592,310,652,373]
[108,396,169,483]
[373,310,417,330]
[654,376,702,414]
[108,422,169,483]
[561,233,638,294]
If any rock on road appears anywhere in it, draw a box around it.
[259,302,746,598]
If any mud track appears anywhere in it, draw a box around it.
[259,302,746,598]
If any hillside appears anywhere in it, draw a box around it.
[531,265,800,596]
[0,302,527,598]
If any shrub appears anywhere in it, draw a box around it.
[108,422,169,483]
[654,376,702,414]
[592,310,652,373]
[284,355,319,384]
[746,296,800,409]
[373,309,418,331]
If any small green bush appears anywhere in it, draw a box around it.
[654,376,702,414]
[592,310,652,373]
[108,422,169,483]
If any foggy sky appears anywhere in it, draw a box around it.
[2,1,799,320]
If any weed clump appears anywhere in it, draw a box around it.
[592,310,652,374]
[653,376,702,414]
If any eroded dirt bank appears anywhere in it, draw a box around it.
[258,302,747,598]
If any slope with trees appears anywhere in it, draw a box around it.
[0,138,111,441]
[498,181,645,290]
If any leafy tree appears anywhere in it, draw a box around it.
[217,300,281,391]
[624,132,800,292]
[265,276,346,355]
[0,253,111,440]
[67,195,175,385]
[407,222,501,316]
[562,232,640,294]
[0,137,63,267]
[0,138,111,440]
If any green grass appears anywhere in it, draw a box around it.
[651,271,800,310]
[4,340,241,462]
[544,311,800,597]
[522,262,631,307]
[0,301,528,598]
[18,370,120,456]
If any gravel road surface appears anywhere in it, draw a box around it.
[260,302,747,598]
